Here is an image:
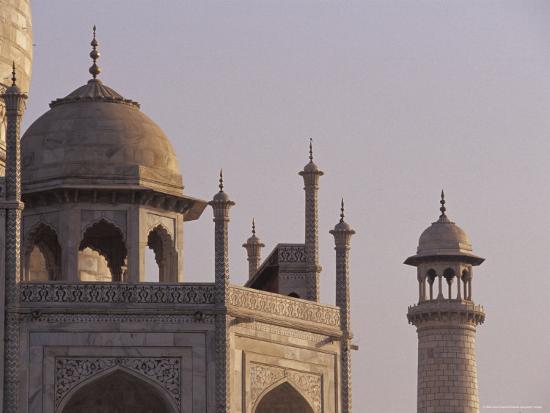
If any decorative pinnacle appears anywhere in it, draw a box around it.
[340,198,345,223]
[218,169,224,192]
[252,218,256,235]
[11,61,16,86]
[309,138,313,162]
[440,190,447,217]
[89,25,101,79]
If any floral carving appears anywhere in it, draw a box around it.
[278,244,306,263]
[286,370,322,413]
[55,357,181,408]
[249,364,285,407]
[249,363,322,413]
[19,282,215,305]
[228,286,340,328]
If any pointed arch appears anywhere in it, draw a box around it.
[253,379,315,413]
[146,224,177,282]
[24,223,61,281]
[79,219,127,282]
[58,367,177,413]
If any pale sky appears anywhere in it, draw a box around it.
[26,1,550,411]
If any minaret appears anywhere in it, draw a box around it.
[299,139,323,301]
[1,63,27,413]
[330,199,355,413]
[209,170,235,413]
[405,192,485,413]
[242,218,265,278]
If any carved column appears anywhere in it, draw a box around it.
[330,200,355,413]
[299,140,323,301]
[1,66,27,413]
[209,172,235,413]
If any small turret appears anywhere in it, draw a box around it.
[242,219,265,279]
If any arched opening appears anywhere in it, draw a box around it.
[79,220,127,282]
[255,381,314,413]
[426,269,437,300]
[61,369,175,413]
[146,225,177,282]
[25,224,61,281]
[443,268,455,299]
[288,292,300,298]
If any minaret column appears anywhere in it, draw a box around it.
[209,170,235,413]
[330,199,355,413]
[405,193,486,413]
[299,139,324,301]
[1,64,27,413]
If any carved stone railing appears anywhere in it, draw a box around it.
[19,282,215,306]
[407,299,485,327]
[228,286,341,334]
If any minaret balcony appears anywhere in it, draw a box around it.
[407,299,485,328]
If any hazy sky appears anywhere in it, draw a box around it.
[26,1,550,411]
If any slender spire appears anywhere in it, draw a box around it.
[252,218,256,235]
[89,25,101,79]
[340,198,345,223]
[309,138,313,162]
[219,169,224,192]
[439,190,447,218]
[11,61,16,86]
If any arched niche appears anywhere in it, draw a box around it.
[79,219,127,282]
[59,368,177,413]
[146,224,177,282]
[254,381,315,413]
[24,223,62,281]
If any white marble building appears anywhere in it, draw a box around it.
[0,2,486,412]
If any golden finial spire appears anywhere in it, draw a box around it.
[309,138,313,162]
[11,61,16,86]
[89,25,101,79]
[340,198,345,223]
[252,218,256,235]
[219,169,224,192]
[440,190,447,218]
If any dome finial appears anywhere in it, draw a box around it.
[440,189,447,218]
[219,169,224,192]
[89,25,101,79]
[309,138,313,162]
[340,198,345,223]
[11,61,16,86]
[252,218,256,235]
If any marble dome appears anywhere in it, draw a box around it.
[416,216,472,256]
[21,78,183,196]
[0,0,32,92]
[404,195,484,265]
[0,0,33,171]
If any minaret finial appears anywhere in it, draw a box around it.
[439,190,447,217]
[11,61,16,86]
[309,138,313,162]
[252,218,256,235]
[219,169,224,192]
[89,25,101,79]
[340,198,345,223]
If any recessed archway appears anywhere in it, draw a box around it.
[254,381,314,413]
[60,369,176,413]
[25,223,61,281]
[146,225,177,282]
[79,219,127,282]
